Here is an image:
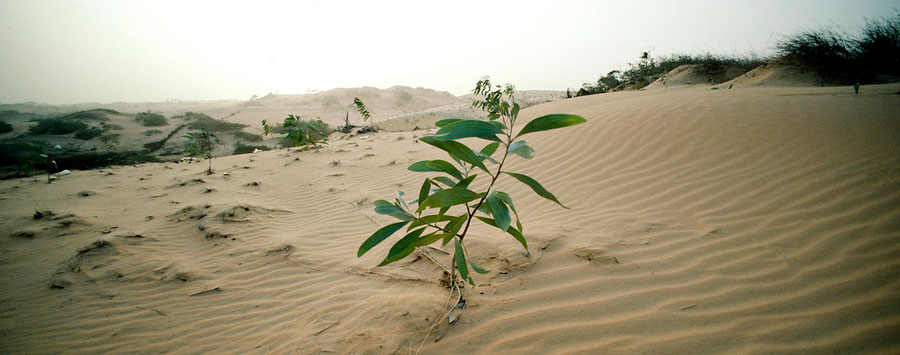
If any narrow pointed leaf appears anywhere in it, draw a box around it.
[485,191,511,232]
[442,216,466,246]
[454,238,470,283]
[469,257,490,274]
[435,120,504,141]
[476,216,528,251]
[480,142,500,157]
[358,221,409,257]
[477,152,499,164]
[435,118,463,127]
[408,214,458,230]
[508,141,535,159]
[418,188,479,210]
[432,176,456,187]
[453,174,477,189]
[396,190,410,211]
[504,172,569,209]
[415,231,444,247]
[515,114,587,139]
[374,200,404,215]
[495,191,523,233]
[420,136,489,173]
[417,179,431,208]
[408,160,464,180]
[379,228,425,266]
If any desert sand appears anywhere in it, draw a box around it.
[1,81,899,354]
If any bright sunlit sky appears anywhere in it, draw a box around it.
[1,0,897,104]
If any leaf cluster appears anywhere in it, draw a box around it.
[264,115,330,150]
[184,127,220,160]
[358,77,586,286]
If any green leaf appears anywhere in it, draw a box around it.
[454,238,470,283]
[379,228,426,266]
[442,216,466,246]
[504,172,569,209]
[420,136,489,173]
[418,188,480,211]
[481,142,500,157]
[515,114,587,139]
[434,120,504,141]
[435,118,463,127]
[511,102,521,119]
[508,140,535,159]
[469,257,490,274]
[432,176,456,187]
[409,214,458,230]
[417,179,431,208]
[374,200,402,214]
[415,231,444,247]
[453,174,477,189]
[476,216,528,251]
[358,221,409,257]
[373,200,412,220]
[495,191,522,232]
[396,190,410,211]
[408,160,464,180]
[485,191,511,232]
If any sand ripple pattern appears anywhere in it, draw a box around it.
[0,85,898,353]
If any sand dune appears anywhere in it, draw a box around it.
[1,83,899,353]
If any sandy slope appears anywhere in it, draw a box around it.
[1,83,899,354]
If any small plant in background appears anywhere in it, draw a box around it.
[276,114,329,150]
[19,140,59,183]
[357,76,586,321]
[135,111,168,127]
[338,111,355,133]
[261,119,276,148]
[854,82,860,94]
[353,97,375,133]
[184,127,220,175]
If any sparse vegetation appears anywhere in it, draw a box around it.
[776,14,900,83]
[233,143,271,155]
[74,127,103,140]
[0,121,12,134]
[358,77,585,322]
[101,123,123,131]
[144,129,163,136]
[184,127,221,174]
[231,131,263,142]
[579,52,768,95]
[185,112,247,132]
[59,109,116,122]
[353,97,376,132]
[19,141,58,182]
[271,114,330,150]
[135,111,168,126]
[28,118,88,135]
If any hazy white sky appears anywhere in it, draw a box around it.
[1,0,896,104]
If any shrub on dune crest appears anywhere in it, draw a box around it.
[777,13,900,84]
